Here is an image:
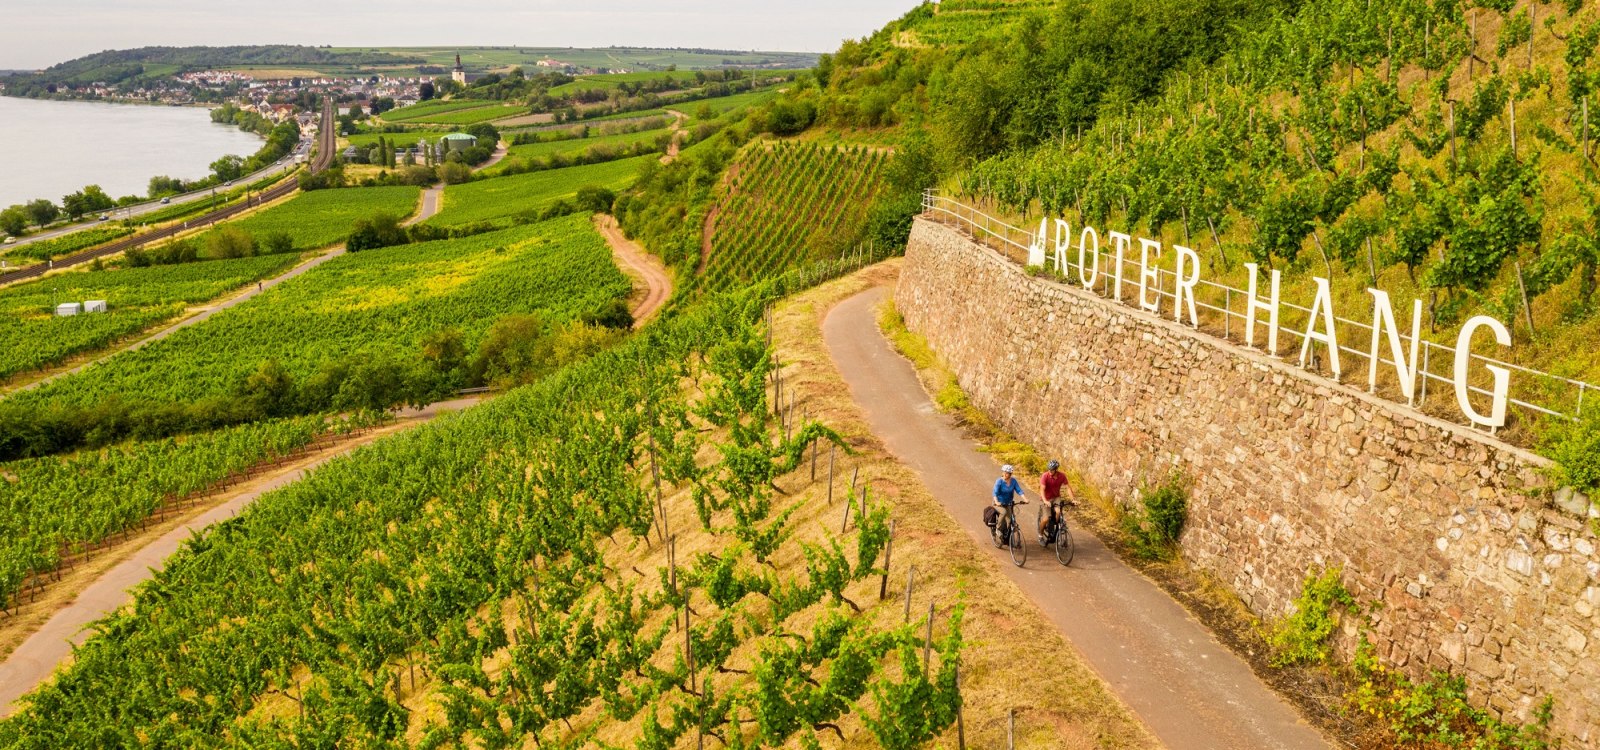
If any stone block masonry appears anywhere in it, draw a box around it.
[895,216,1600,743]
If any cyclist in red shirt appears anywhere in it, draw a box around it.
[1038,459,1077,540]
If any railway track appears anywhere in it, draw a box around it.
[0,99,336,287]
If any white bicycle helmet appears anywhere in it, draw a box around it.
[1001,464,1015,474]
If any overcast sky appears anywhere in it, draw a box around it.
[0,0,921,69]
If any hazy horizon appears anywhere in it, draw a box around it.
[0,0,920,69]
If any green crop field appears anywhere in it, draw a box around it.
[186,185,420,251]
[428,155,653,227]
[0,226,133,264]
[691,87,783,118]
[11,216,629,410]
[0,415,347,610]
[547,70,703,96]
[404,104,524,126]
[494,127,672,173]
[0,254,304,381]
[379,99,493,122]
[337,46,818,72]
[346,130,447,149]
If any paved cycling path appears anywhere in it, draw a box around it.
[823,286,1330,750]
[0,397,482,717]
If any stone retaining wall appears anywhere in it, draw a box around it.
[896,216,1600,742]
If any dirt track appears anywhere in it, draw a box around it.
[594,214,672,326]
[822,285,1331,750]
[0,397,482,717]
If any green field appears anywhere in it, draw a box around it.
[0,415,341,608]
[547,70,703,96]
[495,127,672,172]
[11,216,629,409]
[690,87,783,118]
[186,185,420,251]
[346,130,447,149]
[379,99,492,122]
[429,155,653,227]
[0,226,133,264]
[0,254,304,381]
[334,46,818,72]
[404,104,525,126]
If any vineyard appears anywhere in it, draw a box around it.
[428,155,654,227]
[959,0,1600,391]
[700,143,892,292]
[0,414,374,614]
[0,282,967,749]
[347,130,448,149]
[10,215,630,409]
[500,126,672,167]
[0,254,303,382]
[380,99,497,123]
[184,185,420,251]
[896,0,1053,47]
[0,226,133,264]
[404,104,523,126]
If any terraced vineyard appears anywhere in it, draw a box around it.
[0,254,304,382]
[11,215,629,409]
[186,185,420,251]
[428,155,653,227]
[701,143,891,291]
[900,0,1054,47]
[0,415,362,612]
[491,126,672,175]
[0,283,964,748]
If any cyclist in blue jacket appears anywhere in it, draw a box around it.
[993,464,1024,509]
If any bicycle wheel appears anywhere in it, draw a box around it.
[1008,517,1027,566]
[1054,521,1074,566]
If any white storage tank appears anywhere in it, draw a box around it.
[84,300,107,313]
[55,303,82,317]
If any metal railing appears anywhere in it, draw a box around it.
[922,191,1594,437]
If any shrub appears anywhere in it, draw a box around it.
[1121,472,1188,559]
[1270,567,1358,668]
[1349,636,1554,749]
[1543,410,1600,497]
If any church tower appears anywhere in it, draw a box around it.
[452,53,467,85]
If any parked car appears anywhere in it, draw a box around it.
[2,236,15,245]
[160,197,171,204]
[98,214,109,221]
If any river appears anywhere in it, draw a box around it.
[0,96,265,209]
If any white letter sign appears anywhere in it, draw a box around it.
[1053,219,1071,275]
[1454,316,1513,428]
[1108,231,1131,301]
[1366,289,1422,403]
[1243,262,1282,355]
[1138,238,1163,314]
[1078,227,1100,290]
[1298,277,1343,379]
[1028,218,1048,267]
[1174,245,1201,327]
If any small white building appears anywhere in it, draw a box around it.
[84,300,107,313]
[55,303,81,317]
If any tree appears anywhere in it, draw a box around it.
[419,81,435,101]
[438,162,472,185]
[0,207,27,237]
[261,231,294,254]
[574,185,616,213]
[80,185,114,212]
[21,199,57,227]
[345,212,407,252]
[205,226,257,258]
[210,155,246,182]
[148,176,185,197]
[464,122,500,147]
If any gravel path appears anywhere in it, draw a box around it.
[822,285,1331,750]
[594,214,672,327]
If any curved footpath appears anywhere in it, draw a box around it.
[595,214,671,327]
[0,397,482,717]
[822,285,1331,750]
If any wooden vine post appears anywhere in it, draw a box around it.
[880,520,896,599]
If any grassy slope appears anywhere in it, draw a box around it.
[187,186,420,251]
[428,156,653,227]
